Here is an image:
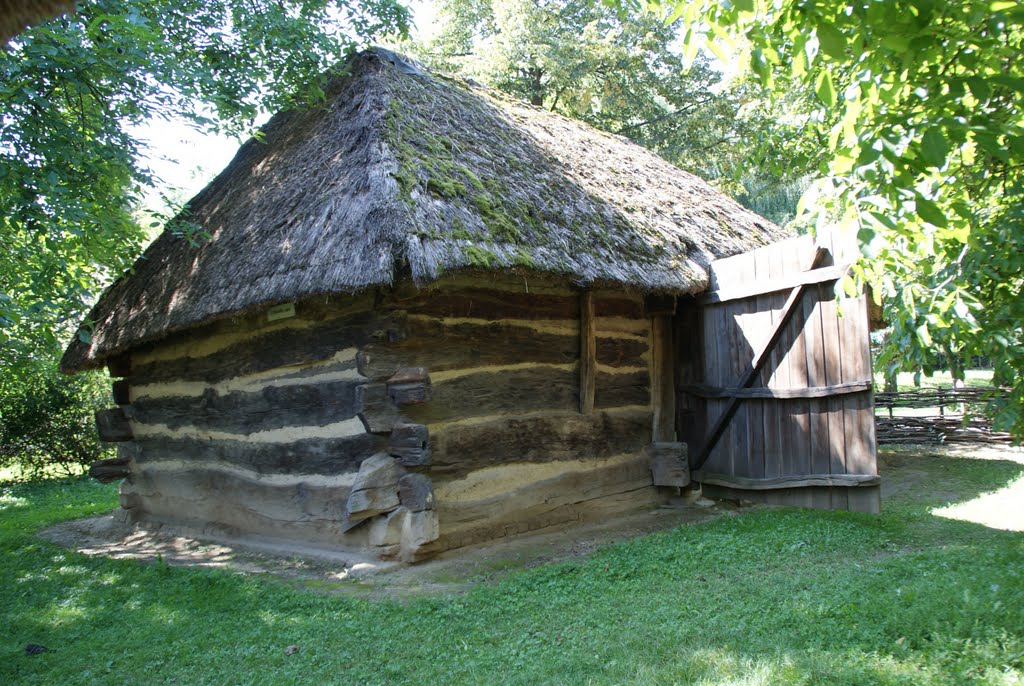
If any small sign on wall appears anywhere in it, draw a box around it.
[267,302,296,322]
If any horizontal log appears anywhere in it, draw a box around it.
[595,336,648,368]
[694,471,881,490]
[128,433,382,476]
[95,407,133,442]
[393,289,578,320]
[127,468,370,548]
[130,311,405,384]
[679,380,872,399]
[593,296,645,319]
[698,263,850,306]
[594,370,650,410]
[357,318,577,380]
[430,409,652,478]
[403,366,579,424]
[128,380,362,434]
[89,456,131,483]
[434,456,656,540]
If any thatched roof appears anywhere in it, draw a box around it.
[62,48,786,373]
[1,0,73,45]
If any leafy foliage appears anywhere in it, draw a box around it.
[637,0,1024,434]
[0,361,111,478]
[0,0,411,369]
[411,0,807,222]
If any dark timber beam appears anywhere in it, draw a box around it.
[650,314,675,441]
[579,290,595,414]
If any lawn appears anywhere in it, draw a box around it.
[2,449,1023,685]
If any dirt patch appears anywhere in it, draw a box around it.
[41,497,725,598]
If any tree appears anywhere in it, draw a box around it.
[0,0,410,368]
[414,0,806,212]
[628,0,1024,434]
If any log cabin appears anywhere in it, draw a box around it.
[62,49,880,562]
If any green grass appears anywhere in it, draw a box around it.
[874,369,996,392]
[2,454,1023,685]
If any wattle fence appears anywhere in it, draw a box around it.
[875,386,1014,445]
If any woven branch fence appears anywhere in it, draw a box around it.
[874,387,1014,445]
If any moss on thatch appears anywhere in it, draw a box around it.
[62,48,787,373]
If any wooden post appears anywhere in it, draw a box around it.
[579,290,595,414]
[651,314,675,442]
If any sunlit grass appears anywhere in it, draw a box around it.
[0,450,1022,685]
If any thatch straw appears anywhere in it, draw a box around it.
[62,48,786,373]
[1,0,73,45]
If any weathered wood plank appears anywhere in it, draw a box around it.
[594,370,650,410]
[804,284,834,509]
[700,483,880,514]
[698,264,851,305]
[580,290,596,414]
[429,410,652,477]
[678,380,871,399]
[95,407,133,442]
[648,442,689,487]
[786,242,815,506]
[357,318,578,380]
[131,311,405,384]
[695,471,880,489]
[403,366,579,425]
[650,315,675,441]
[128,433,381,476]
[843,291,881,513]
[128,380,362,434]
[674,300,706,450]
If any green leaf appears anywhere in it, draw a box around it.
[815,70,836,107]
[915,197,948,227]
[920,127,948,168]
[816,23,847,61]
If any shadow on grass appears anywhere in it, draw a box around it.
[1,450,1022,685]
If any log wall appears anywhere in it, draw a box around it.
[104,271,660,560]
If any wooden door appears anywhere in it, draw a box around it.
[675,230,880,513]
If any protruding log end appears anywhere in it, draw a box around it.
[89,456,131,483]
